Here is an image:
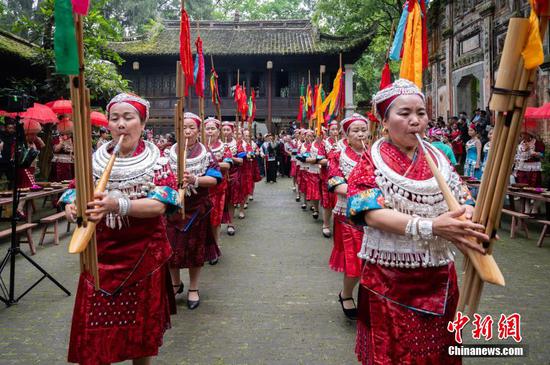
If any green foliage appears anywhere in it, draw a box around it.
[0,0,128,104]
[313,0,404,104]
[211,0,315,20]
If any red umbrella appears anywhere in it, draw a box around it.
[0,110,16,118]
[21,119,42,134]
[525,102,550,120]
[51,99,72,115]
[90,111,108,127]
[19,103,58,124]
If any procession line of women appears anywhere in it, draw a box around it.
[290,79,490,364]
[60,93,262,365]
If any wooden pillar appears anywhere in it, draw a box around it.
[267,60,273,133]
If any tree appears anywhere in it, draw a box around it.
[313,0,404,103]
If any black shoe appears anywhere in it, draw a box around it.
[310,206,315,212]
[227,225,235,236]
[301,204,307,210]
[295,196,301,202]
[173,282,184,295]
[187,289,200,310]
[338,292,358,320]
[312,211,319,220]
[209,258,219,265]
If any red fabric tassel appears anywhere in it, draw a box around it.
[179,7,193,96]
[420,0,429,69]
[379,62,392,89]
[71,0,89,15]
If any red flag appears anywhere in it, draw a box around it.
[240,86,248,120]
[306,85,313,120]
[179,7,193,96]
[248,89,256,123]
[194,36,205,98]
[380,62,392,89]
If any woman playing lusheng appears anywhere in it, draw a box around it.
[327,114,369,320]
[220,121,245,235]
[166,112,222,310]
[204,117,232,260]
[319,120,340,237]
[62,93,180,365]
[346,79,488,364]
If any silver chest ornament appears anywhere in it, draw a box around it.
[92,140,169,229]
[357,139,469,268]
[169,142,211,196]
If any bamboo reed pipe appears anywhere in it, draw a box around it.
[179,137,189,214]
[415,134,505,286]
[68,136,125,254]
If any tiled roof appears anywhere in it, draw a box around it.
[0,29,37,60]
[110,19,373,56]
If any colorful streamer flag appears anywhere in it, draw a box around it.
[315,85,324,135]
[210,68,221,106]
[522,0,547,69]
[193,36,205,98]
[240,86,248,121]
[71,0,90,15]
[380,62,392,89]
[322,68,343,117]
[54,0,79,75]
[306,84,313,120]
[389,1,428,87]
[179,6,194,96]
[248,89,256,122]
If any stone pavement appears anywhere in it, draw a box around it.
[0,177,549,365]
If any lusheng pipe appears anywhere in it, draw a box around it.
[415,134,505,286]
[68,135,124,254]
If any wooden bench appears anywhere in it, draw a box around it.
[38,211,71,246]
[0,223,38,255]
[501,209,530,239]
[535,220,550,247]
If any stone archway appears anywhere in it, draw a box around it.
[456,75,481,116]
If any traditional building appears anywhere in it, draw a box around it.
[426,1,550,120]
[0,29,43,89]
[110,17,373,134]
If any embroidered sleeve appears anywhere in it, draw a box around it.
[58,188,76,207]
[206,168,223,182]
[327,151,345,192]
[206,152,222,183]
[346,150,380,225]
[147,186,180,215]
[347,188,385,225]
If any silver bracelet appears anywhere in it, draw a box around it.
[405,218,413,239]
[118,196,131,216]
[418,219,434,240]
[411,217,421,241]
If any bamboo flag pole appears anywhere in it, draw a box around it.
[176,61,187,216]
[308,69,312,129]
[197,21,206,143]
[457,14,550,315]
[236,69,240,134]
[68,14,99,289]
[211,54,222,120]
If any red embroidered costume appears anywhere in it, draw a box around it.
[60,136,180,364]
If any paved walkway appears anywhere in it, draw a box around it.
[0,178,549,364]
